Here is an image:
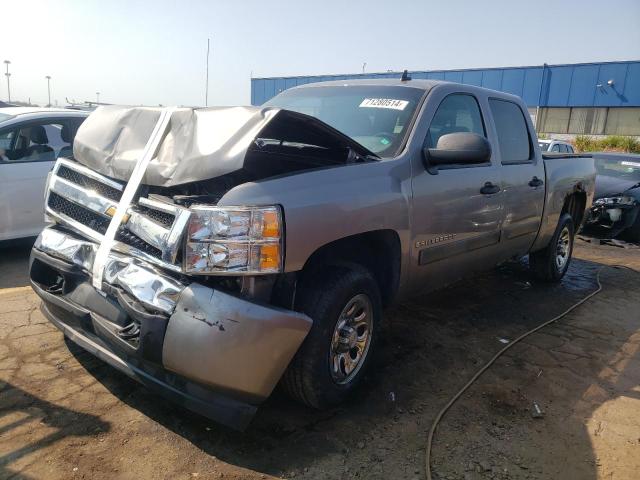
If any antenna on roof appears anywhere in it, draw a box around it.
[401,69,411,81]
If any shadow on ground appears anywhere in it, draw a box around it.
[0,382,110,480]
[0,238,35,289]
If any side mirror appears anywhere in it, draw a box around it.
[423,132,491,168]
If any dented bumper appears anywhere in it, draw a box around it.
[30,227,312,430]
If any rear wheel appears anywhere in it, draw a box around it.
[529,213,575,282]
[282,266,381,409]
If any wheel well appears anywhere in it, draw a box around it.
[562,191,587,228]
[300,230,401,307]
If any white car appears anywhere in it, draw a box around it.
[538,139,575,153]
[0,108,89,241]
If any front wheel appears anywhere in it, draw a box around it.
[282,266,381,409]
[529,213,575,282]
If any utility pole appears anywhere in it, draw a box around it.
[362,62,367,74]
[3,60,11,102]
[96,92,100,104]
[45,75,52,107]
[205,38,210,106]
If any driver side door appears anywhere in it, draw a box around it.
[410,89,504,294]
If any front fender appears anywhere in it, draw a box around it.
[218,159,413,274]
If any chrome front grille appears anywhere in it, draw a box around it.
[48,191,110,234]
[45,158,191,272]
[56,164,124,202]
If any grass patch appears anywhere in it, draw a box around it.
[574,135,640,154]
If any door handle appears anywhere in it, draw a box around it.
[528,176,544,188]
[480,182,500,195]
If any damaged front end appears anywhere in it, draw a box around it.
[31,227,311,430]
[585,156,640,241]
[30,105,375,429]
[586,195,640,238]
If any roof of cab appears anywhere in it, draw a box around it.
[288,78,526,105]
[290,78,441,91]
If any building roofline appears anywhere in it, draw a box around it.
[251,59,640,81]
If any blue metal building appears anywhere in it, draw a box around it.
[251,60,640,136]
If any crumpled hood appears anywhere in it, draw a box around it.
[73,106,280,187]
[595,175,640,199]
[73,105,376,187]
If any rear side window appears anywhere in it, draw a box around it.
[489,99,531,163]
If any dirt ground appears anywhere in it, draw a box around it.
[1,237,639,480]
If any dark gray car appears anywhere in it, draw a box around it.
[585,153,640,241]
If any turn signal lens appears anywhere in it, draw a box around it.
[258,244,281,270]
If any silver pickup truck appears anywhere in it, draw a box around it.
[29,78,595,429]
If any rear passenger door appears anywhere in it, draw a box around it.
[489,98,545,258]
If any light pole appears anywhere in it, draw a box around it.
[3,60,11,102]
[96,92,100,104]
[205,38,211,107]
[45,75,52,107]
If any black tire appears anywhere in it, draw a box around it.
[282,265,381,409]
[529,213,575,282]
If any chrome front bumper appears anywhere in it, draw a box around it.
[31,227,312,429]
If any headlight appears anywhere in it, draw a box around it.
[593,196,636,206]
[184,205,282,274]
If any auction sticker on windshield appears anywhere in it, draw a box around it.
[359,98,409,110]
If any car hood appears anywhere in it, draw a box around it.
[594,175,640,199]
[73,105,377,187]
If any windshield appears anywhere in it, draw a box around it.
[595,156,640,181]
[264,85,425,158]
[538,141,550,151]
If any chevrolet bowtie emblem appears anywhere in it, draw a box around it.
[105,206,130,224]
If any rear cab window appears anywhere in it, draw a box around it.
[489,99,532,164]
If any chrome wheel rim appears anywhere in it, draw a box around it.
[555,226,571,271]
[329,293,373,385]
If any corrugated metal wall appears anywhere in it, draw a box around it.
[251,60,640,108]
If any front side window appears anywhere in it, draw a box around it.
[265,85,425,158]
[489,99,532,163]
[426,94,485,148]
[551,144,560,152]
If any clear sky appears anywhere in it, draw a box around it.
[1,0,639,107]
